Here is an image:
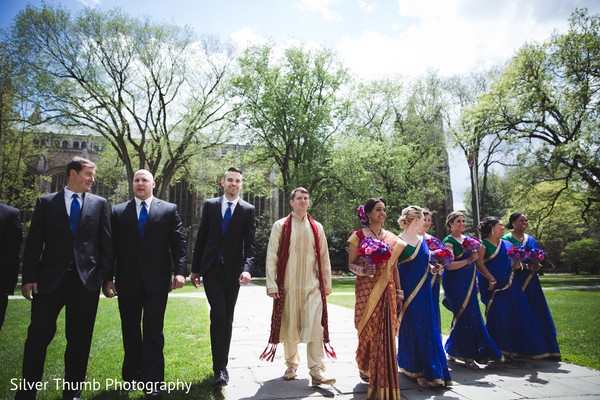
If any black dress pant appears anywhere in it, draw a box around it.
[16,269,100,400]
[0,294,8,329]
[118,289,168,385]
[203,261,241,371]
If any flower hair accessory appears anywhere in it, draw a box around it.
[356,205,369,226]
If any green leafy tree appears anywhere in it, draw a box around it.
[446,68,517,231]
[561,238,600,274]
[472,8,600,226]
[230,44,350,203]
[9,4,233,198]
[0,33,44,212]
[325,77,447,245]
[505,178,589,271]
[463,172,511,235]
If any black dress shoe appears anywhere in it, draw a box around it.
[214,369,229,387]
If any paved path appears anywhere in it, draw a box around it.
[217,283,600,400]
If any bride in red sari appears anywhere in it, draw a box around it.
[348,198,405,399]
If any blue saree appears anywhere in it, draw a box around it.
[397,236,452,386]
[478,239,552,358]
[502,233,560,357]
[442,236,503,363]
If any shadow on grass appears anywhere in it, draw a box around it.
[88,376,225,400]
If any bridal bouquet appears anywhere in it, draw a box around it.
[357,237,392,266]
[462,236,481,252]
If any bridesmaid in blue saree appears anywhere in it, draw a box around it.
[397,206,452,388]
[475,217,552,359]
[442,212,503,369]
[502,212,561,359]
[418,209,441,334]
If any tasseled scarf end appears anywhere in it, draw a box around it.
[259,343,278,362]
[324,341,337,359]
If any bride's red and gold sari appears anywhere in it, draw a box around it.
[348,229,405,400]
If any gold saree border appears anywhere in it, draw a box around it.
[357,236,406,336]
[397,237,427,328]
[449,264,476,335]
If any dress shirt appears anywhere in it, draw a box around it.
[135,196,154,219]
[221,196,239,217]
[64,187,84,216]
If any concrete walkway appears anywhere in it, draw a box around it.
[218,283,600,400]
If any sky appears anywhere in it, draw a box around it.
[2,0,599,208]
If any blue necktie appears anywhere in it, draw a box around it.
[139,201,148,236]
[222,202,233,234]
[69,193,81,234]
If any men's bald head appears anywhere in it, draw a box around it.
[133,169,155,201]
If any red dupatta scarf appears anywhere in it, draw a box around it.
[260,213,336,361]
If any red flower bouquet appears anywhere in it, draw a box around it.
[430,248,454,268]
[357,237,392,266]
[525,248,546,264]
[461,236,481,252]
[507,246,528,263]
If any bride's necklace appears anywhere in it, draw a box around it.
[368,225,382,238]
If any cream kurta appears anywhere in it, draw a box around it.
[266,212,332,343]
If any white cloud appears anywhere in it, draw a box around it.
[338,0,576,80]
[77,0,101,6]
[230,27,269,49]
[358,0,377,13]
[298,0,343,22]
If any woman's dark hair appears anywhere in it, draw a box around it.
[477,216,501,238]
[506,212,525,229]
[364,198,386,214]
[445,211,465,228]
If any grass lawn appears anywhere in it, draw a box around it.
[1,282,223,400]
[327,274,600,370]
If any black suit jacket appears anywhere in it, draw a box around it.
[192,197,256,277]
[22,190,113,295]
[110,198,188,295]
[0,202,22,296]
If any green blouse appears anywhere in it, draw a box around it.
[501,233,522,247]
[442,236,463,257]
[397,244,416,262]
[482,239,497,259]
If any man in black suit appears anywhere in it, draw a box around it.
[0,201,22,329]
[17,156,112,400]
[103,169,188,399]
[191,167,256,387]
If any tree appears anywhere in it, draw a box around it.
[0,31,44,212]
[561,238,600,274]
[325,77,447,241]
[9,4,233,198]
[446,68,517,232]
[472,8,600,225]
[504,176,589,271]
[463,172,511,235]
[230,44,350,201]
